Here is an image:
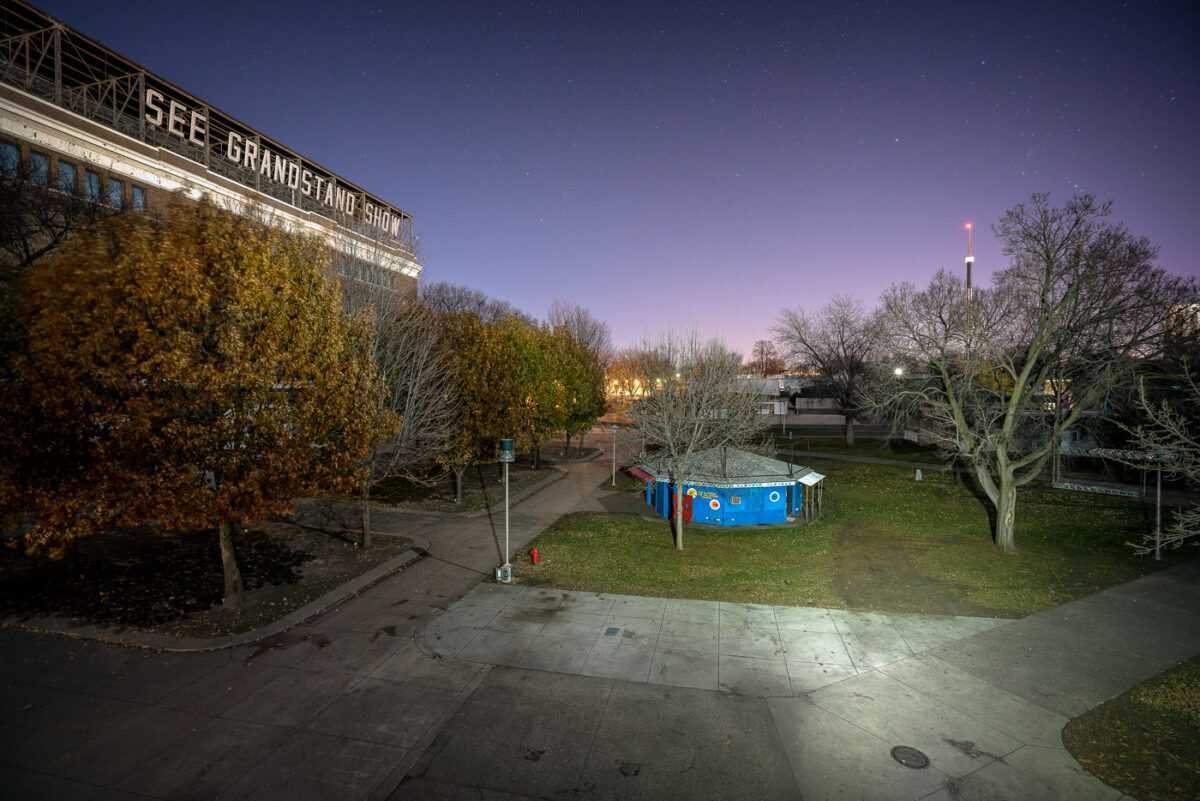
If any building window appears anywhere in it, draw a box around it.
[29,151,49,186]
[85,169,102,202]
[0,141,17,177]
[131,185,145,211]
[58,160,76,194]
[108,177,125,209]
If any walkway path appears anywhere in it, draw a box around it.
[1,427,1196,800]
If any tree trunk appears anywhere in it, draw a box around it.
[564,431,572,456]
[844,416,856,448]
[454,464,467,503]
[218,520,246,610]
[673,480,684,551]
[532,444,541,470]
[994,475,1018,553]
[360,475,372,550]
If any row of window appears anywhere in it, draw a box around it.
[336,252,399,290]
[1,140,146,211]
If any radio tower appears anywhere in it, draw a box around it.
[964,222,974,305]
[964,222,974,344]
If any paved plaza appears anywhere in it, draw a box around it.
[427,584,1008,696]
[1,430,1197,799]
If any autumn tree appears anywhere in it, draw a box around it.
[0,201,392,608]
[555,330,608,455]
[874,193,1194,552]
[503,318,565,469]
[438,310,525,502]
[774,296,879,446]
[628,333,763,550]
[548,301,610,453]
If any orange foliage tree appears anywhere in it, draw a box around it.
[0,201,394,608]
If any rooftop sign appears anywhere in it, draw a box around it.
[0,0,413,247]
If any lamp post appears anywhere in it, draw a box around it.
[498,438,514,582]
[611,424,618,486]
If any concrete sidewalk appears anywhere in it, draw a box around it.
[411,567,1200,800]
[425,584,1008,696]
[1,428,1197,800]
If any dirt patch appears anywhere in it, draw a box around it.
[0,520,414,638]
[831,524,1000,617]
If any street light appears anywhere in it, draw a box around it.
[497,438,514,582]
[894,366,904,377]
[611,424,619,486]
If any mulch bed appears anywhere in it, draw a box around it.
[371,461,561,513]
[0,521,413,638]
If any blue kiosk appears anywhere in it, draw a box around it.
[632,447,825,526]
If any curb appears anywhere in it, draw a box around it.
[0,536,432,653]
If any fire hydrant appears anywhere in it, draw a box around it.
[530,548,540,565]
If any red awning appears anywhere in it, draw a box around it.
[627,467,654,482]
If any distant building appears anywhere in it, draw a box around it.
[0,0,420,291]
[630,447,825,526]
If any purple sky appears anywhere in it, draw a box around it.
[36,0,1199,359]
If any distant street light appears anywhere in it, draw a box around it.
[894,366,904,377]
[611,424,619,486]
[498,438,514,582]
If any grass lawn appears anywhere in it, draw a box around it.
[771,435,945,464]
[518,456,1195,617]
[1063,656,1200,801]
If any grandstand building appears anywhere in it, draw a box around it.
[0,0,420,291]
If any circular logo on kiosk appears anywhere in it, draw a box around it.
[709,499,721,510]
[769,491,781,503]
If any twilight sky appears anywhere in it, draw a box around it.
[36,0,1199,359]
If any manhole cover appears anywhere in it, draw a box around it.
[890,745,929,769]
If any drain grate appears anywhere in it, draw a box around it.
[890,745,929,769]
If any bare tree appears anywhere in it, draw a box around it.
[421,281,533,325]
[873,193,1195,553]
[609,346,672,400]
[748,340,784,377]
[0,172,113,276]
[1,173,113,380]
[627,333,763,550]
[1122,367,1200,556]
[337,240,458,547]
[773,296,879,446]
[548,299,614,368]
